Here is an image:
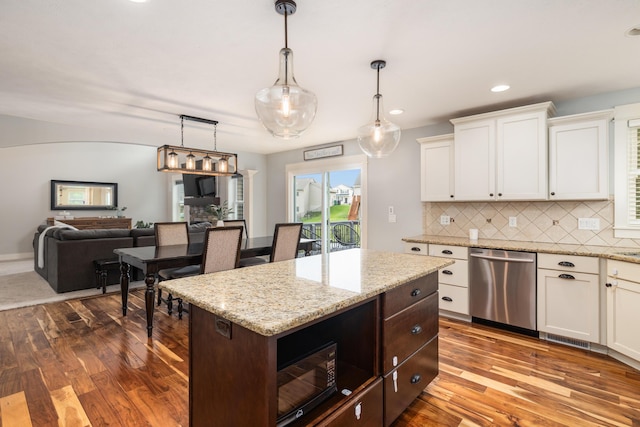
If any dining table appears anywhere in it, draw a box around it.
[114,236,315,337]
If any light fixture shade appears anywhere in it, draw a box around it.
[358,94,401,158]
[255,47,317,139]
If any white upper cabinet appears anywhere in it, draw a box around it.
[451,102,555,201]
[548,110,612,200]
[417,134,454,201]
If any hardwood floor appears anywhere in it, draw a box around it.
[0,289,638,426]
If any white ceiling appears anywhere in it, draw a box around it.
[2,0,640,154]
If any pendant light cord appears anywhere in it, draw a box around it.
[284,7,288,49]
[375,66,381,122]
[181,116,184,147]
[214,123,218,151]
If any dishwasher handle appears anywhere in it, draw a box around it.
[470,253,534,263]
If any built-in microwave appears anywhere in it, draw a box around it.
[276,341,337,427]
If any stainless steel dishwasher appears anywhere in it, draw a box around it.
[469,248,537,331]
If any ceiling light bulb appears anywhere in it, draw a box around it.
[186,152,196,170]
[491,84,510,93]
[168,150,178,169]
[389,109,404,115]
[202,155,212,171]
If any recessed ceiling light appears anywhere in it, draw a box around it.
[491,84,510,93]
[129,0,147,3]
[626,26,640,36]
[389,109,404,115]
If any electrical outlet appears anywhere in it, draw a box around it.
[388,206,394,215]
[578,218,600,230]
[509,216,517,227]
[440,215,450,225]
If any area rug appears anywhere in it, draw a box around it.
[0,270,144,311]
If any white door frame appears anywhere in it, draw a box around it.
[285,154,368,249]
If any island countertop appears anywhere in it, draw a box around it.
[159,248,453,337]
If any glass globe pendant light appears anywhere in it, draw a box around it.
[357,60,401,158]
[255,0,317,139]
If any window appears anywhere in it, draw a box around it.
[614,103,640,238]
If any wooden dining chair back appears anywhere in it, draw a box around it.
[221,219,248,239]
[155,222,190,246]
[155,222,190,317]
[201,226,244,273]
[270,223,303,262]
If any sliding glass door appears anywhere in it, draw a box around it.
[287,155,367,254]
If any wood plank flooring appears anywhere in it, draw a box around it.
[0,289,638,426]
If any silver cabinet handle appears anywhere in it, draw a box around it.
[470,253,534,263]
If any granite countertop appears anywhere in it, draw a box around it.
[402,234,640,263]
[159,249,453,337]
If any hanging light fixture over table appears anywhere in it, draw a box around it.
[255,0,317,139]
[357,60,401,158]
[157,115,238,176]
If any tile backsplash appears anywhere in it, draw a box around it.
[423,199,640,248]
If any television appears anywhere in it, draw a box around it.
[182,174,217,198]
[198,176,217,197]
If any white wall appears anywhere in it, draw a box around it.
[0,141,269,259]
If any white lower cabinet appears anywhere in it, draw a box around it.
[428,244,469,317]
[537,253,600,343]
[607,260,640,362]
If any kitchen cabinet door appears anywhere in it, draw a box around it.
[453,118,495,201]
[537,269,600,342]
[548,110,611,200]
[418,134,454,201]
[607,260,640,362]
[496,110,548,200]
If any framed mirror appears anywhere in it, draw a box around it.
[51,180,118,210]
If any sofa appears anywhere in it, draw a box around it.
[33,222,211,293]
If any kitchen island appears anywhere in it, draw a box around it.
[160,249,453,426]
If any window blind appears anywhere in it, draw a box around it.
[627,126,640,224]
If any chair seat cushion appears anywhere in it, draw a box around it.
[158,265,201,280]
[238,256,268,267]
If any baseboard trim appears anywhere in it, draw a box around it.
[0,253,33,262]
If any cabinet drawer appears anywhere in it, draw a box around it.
[382,272,437,318]
[382,292,438,374]
[438,284,469,315]
[315,378,382,426]
[428,244,468,260]
[608,260,640,283]
[403,242,428,255]
[538,253,599,274]
[383,338,438,427]
[439,260,468,287]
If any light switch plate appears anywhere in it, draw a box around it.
[440,215,450,225]
[388,214,397,223]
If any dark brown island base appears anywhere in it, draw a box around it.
[160,249,453,426]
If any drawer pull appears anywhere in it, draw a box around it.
[411,247,422,252]
[442,296,453,302]
[442,270,453,275]
[558,261,575,267]
[411,325,422,335]
[559,274,575,280]
[442,249,453,255]
[410,374,421,384]
[411,289,421,297]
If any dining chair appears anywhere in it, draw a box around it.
[170,226,244,318]
[221,219,248,239]
[154,222,190,315]
[239,222,303,267]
